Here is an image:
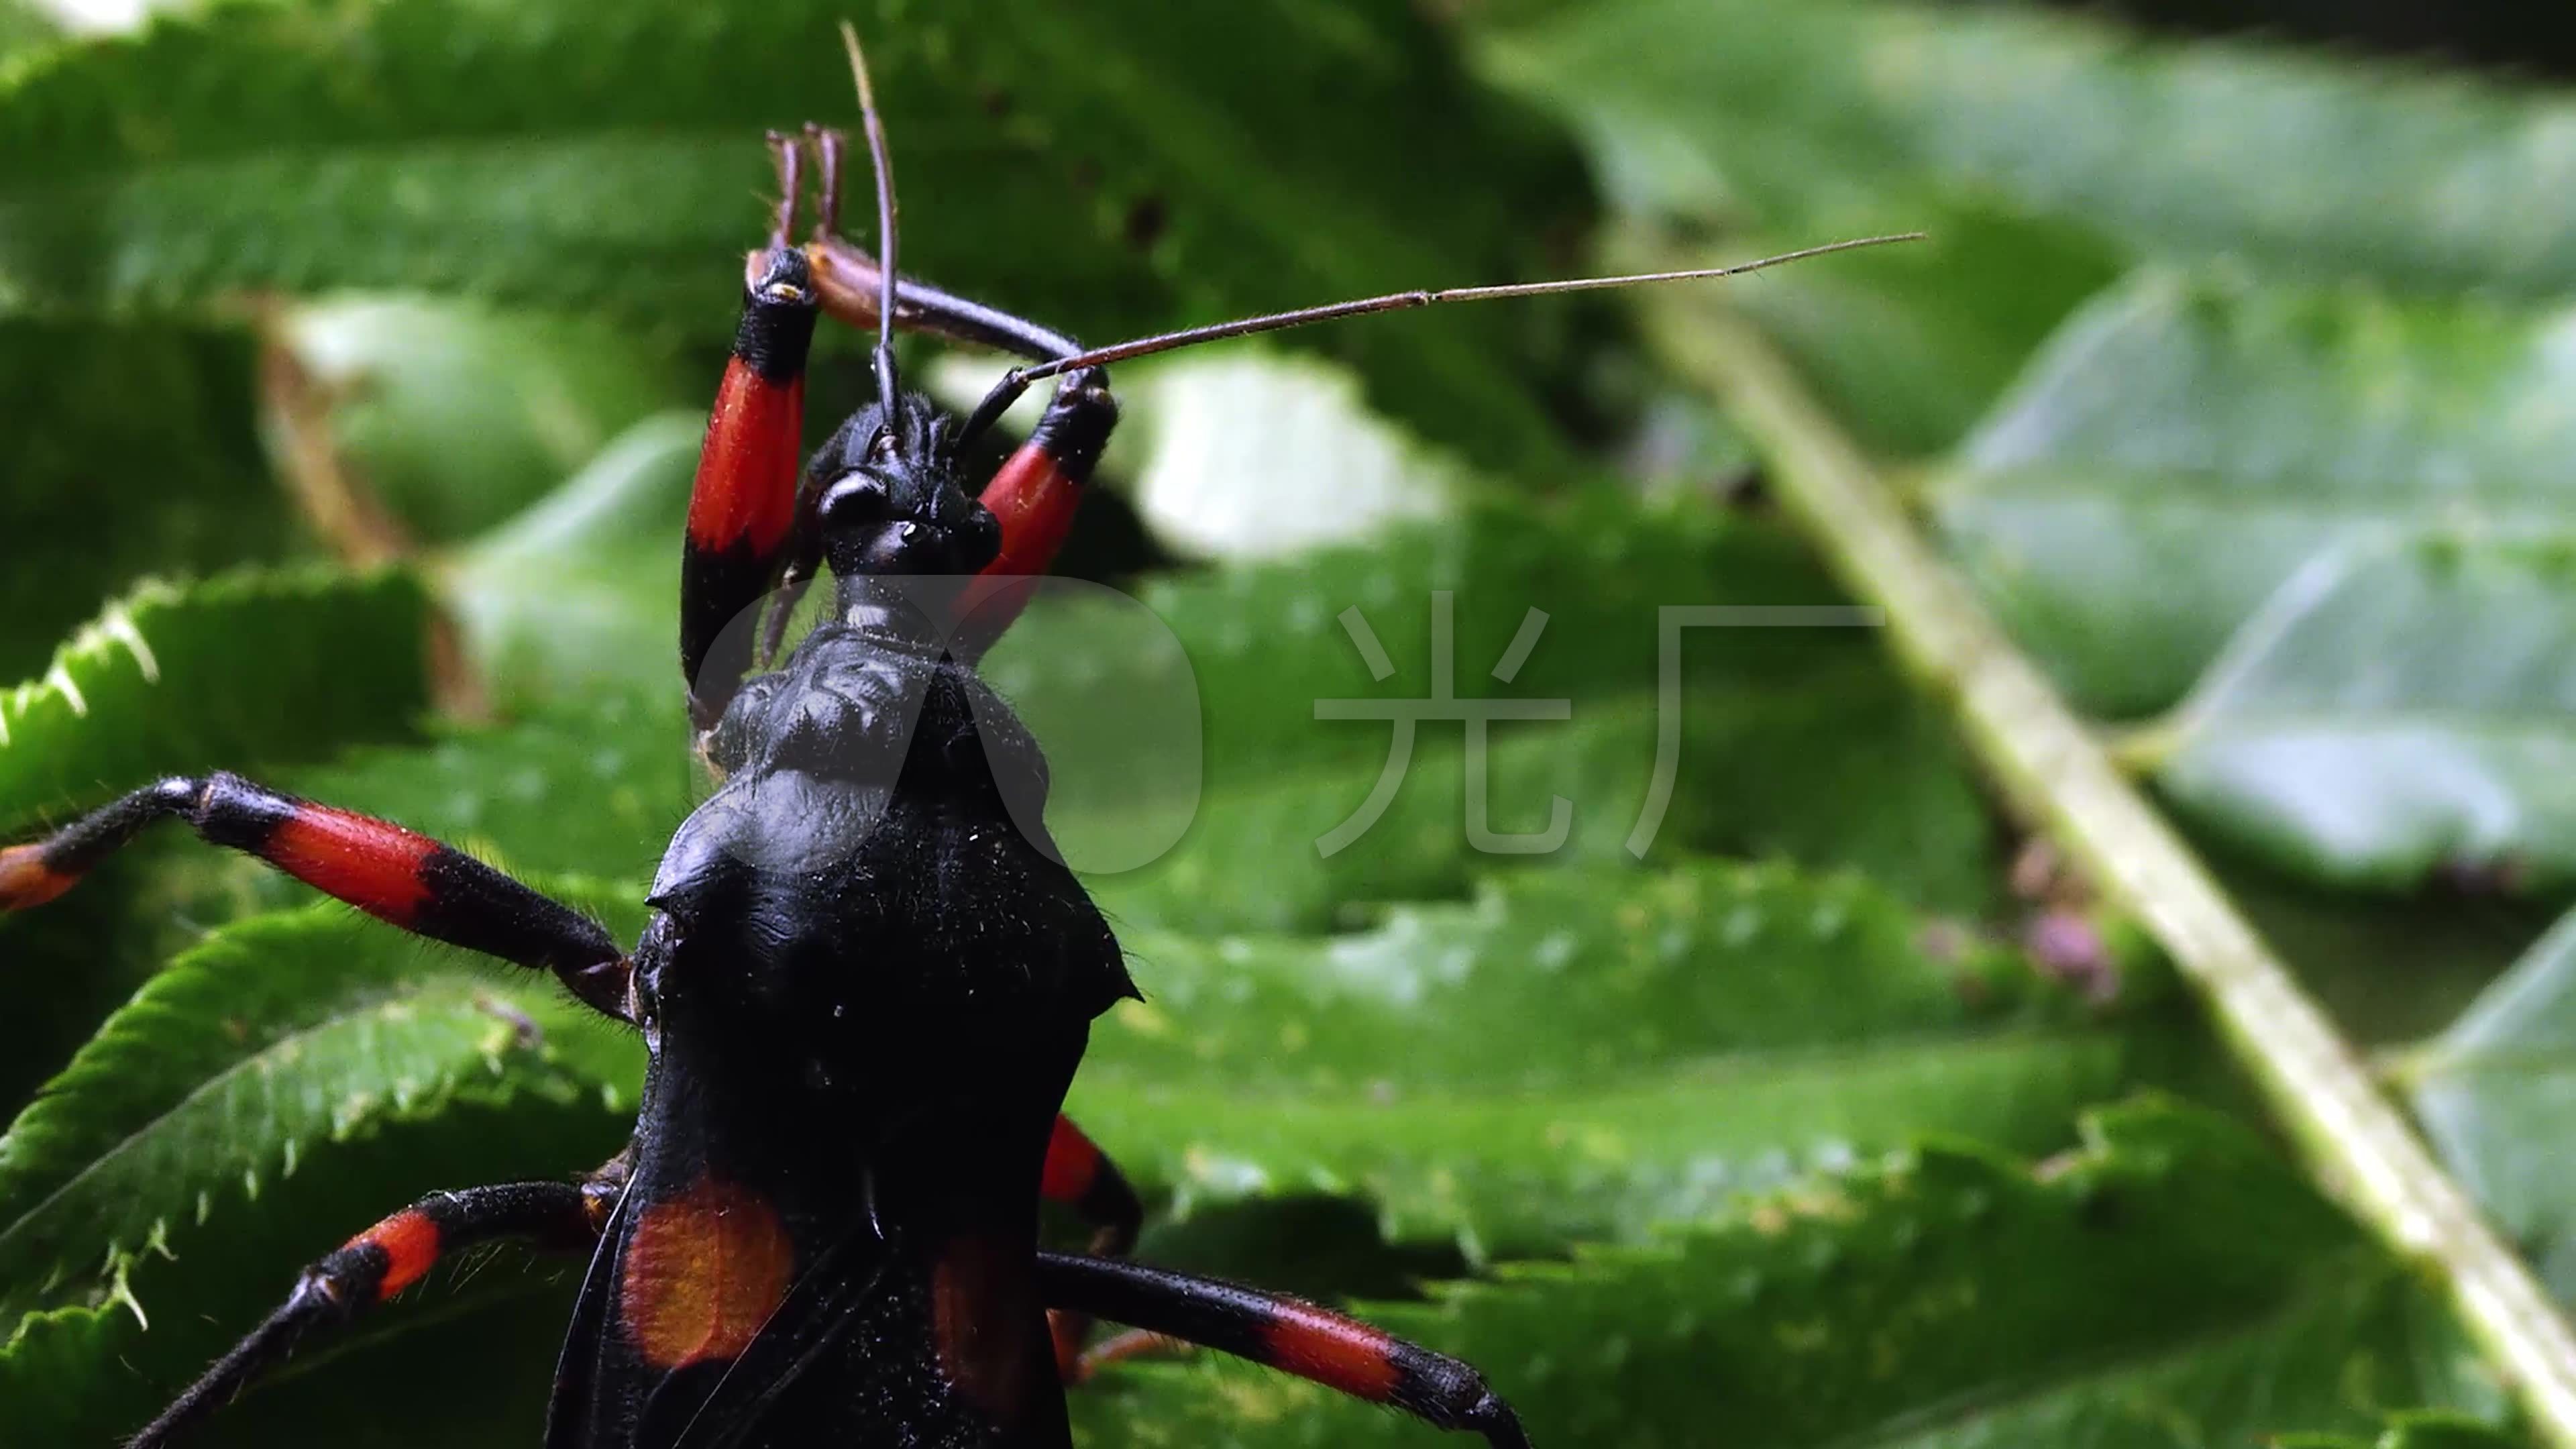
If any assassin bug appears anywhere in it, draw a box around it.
[0,28,1915,1448]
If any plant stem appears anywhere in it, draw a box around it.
[1650,299,2576,1445]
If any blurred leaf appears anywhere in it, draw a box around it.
[2275,1414,2532,1449]
[0,566,431,834]
[1072,1099,2509,1447]
[443,410,703,713]
[1933,271,2576,717]
[1476,0,2576,298]
[1077,863,2153,1258]
[1477,11,2131,455]
[0,1,56,58]
[284,297,690,543]
[284,689,700,886]
[2154,537,2576,896]
[1094,667,1995,933]
[2415,901,2576,1306]
[1598,203,2120,459]
[0,0,1589,478]
[1710,206,2122,460]
[0,318,299,682]
[2219,849,2553,1048]
[989,492,1862,790]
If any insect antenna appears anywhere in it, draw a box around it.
[957,231,1925,445]
[839,20,904,421]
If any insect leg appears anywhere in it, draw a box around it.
[0,773,630,1017]
[945,368,1120,656]
[683,132,820,734]
[130,1158,629,1449]
[1042,1114,1144,1260]
[805,223,1085,364]
[1034,1254,1528,1447]
[1038,1114,1145,1377]
[974,366,1117,578]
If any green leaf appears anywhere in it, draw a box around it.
[453,380,1871,757]
[284,297,690,544]
[0,0,1587,478]
[1704,206,2123,460]
[282,690,700,883]
[1075,862,2155,1258]
[1092,666,1994,933]
[2221,853,2555,1050]
[0,1,56,60]
[1932,270,2576,717]
[2414,902,2576,1306]
[1071,1100,2511,1448]
[1474,7,2132,455]
[1475,0,2576,299]
[442,411,704,713]
[0,1095,619,1446]
[0,887,645,1324]
[0,566,431,834]
[0,885,645,1442]
[177,1278,580,1449]
[0,835,299,1125]
[0,318,297,683]
[2153,537,2576,895]
[2278,1414,2532,1449]
[989,492,1860,786]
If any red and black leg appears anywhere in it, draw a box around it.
[684,132,822,735]
[0,772,629,1016]
[1042,1114,1144,1261]
[952,366,1118,649]
[129,1157,629,1448]
[1038,1114,1145,1377]
[1034,1254,1529,1447]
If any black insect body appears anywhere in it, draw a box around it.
[0,35,1912,1446]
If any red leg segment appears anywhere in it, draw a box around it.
[129,1159,627,1449]
[1038,1114,1145,1378]
[959,370,1119,649]
[1035,1253,1528,1446]
[0,773,629,1016]
[682,245,820,732]
[1040,1114,1143,1257]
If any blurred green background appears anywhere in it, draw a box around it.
[7,0,2576,1445]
